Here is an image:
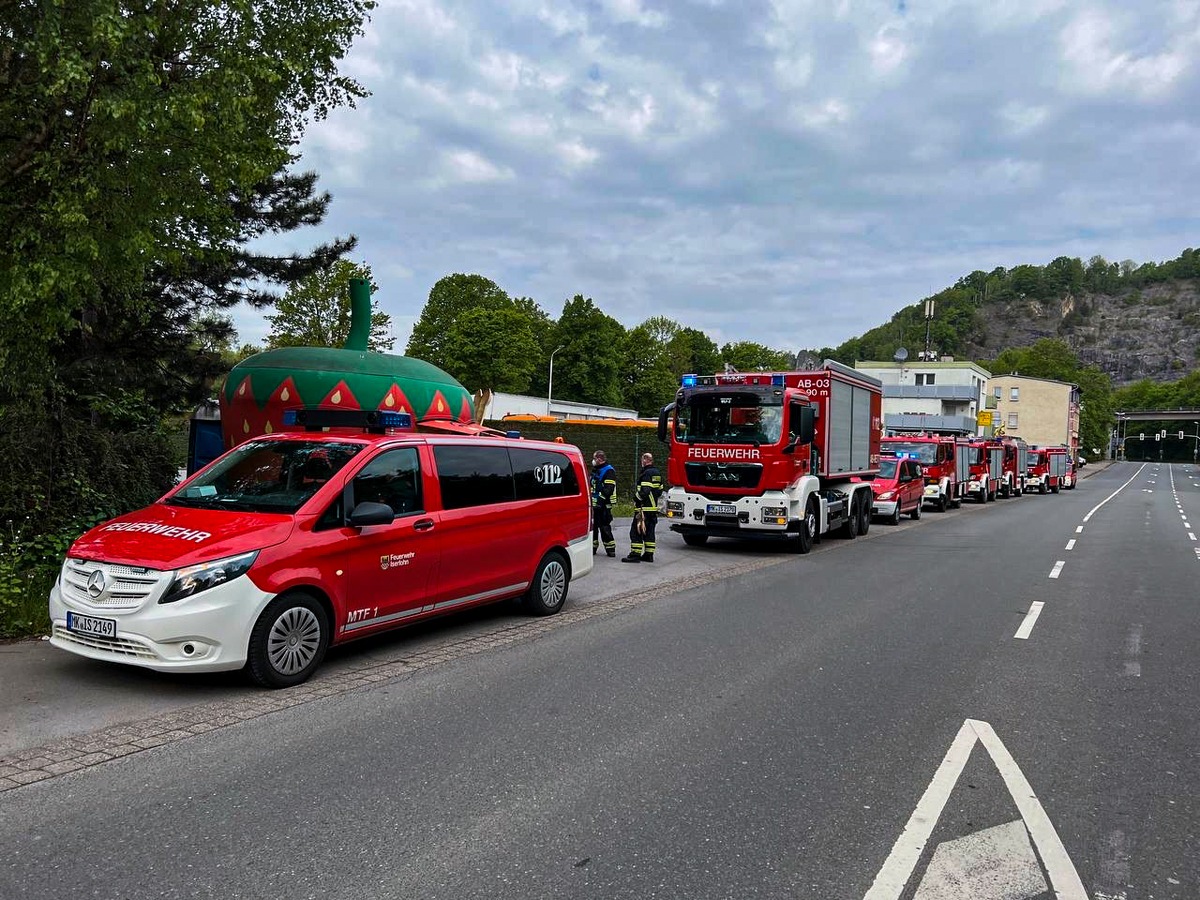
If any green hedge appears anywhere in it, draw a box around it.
[0,401,181,637]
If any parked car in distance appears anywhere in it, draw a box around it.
[871,455,924,525]
[1077,455,1087,467]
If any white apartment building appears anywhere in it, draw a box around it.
[855,359,993,436]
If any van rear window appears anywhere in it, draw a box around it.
[510,448,581,500]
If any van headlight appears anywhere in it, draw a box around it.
[160,551,259,604]
[876,491,896,501]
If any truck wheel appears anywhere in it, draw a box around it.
[246,592,330,689]
[910,499,921,520]
[1050,483,1060,494]
[1001,483,1010,499]
[840,495,860,538]
[858,495,871,535]
[937,494,948,513]
[793,497,818,553]
[1040,482,1047,494]
[525,551,570,616]
[682,533,709,547]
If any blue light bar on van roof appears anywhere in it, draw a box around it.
[281,408,413,430]
[681,374,698,387]
[771,374,785,386]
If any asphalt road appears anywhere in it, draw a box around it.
[1,462,1195,899]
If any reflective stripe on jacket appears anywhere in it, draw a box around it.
[634,465,663,512]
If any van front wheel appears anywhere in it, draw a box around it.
[246,592,330,689]
[525,552,569,616]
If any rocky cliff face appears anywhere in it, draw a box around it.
[967,282,1200,384]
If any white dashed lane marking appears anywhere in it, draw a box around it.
[1049,561,1065,579]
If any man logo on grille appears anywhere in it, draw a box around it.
[87,570,106,599]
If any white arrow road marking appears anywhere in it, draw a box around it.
[912,821,1048,900]
[863,719,1087,900]
[1014,602,1045,639]
[1049,561,1065,579]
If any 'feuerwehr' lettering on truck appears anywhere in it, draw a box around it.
[686,447,762,461]
[103,522,212,543]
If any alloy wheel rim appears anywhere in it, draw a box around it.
[267,607,322,675]
[540,561,566,607]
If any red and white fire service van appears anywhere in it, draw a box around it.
[657,361,883,552]
[49,410,593,687]
[870,454,924,524]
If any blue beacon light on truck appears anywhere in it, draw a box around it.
[681,374,698,387]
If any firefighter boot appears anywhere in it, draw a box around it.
[642,553,654,563]
[621,553,641,563]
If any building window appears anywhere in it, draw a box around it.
[994,386,1001,399]
[916,373,936,386]
[1007,413,1019,429]
[1010,387,1020,401]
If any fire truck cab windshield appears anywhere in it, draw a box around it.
[882,441,939,464]
[676,391,784,445]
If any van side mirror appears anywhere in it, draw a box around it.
[658,402,675,444]
[347,501,395,528]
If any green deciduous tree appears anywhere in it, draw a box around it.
[266,260,393,351]
[0,0,376,395]
[441,307,540,393]
[551,295,626,408]
[720,341,794,372]
[406,274,510,369]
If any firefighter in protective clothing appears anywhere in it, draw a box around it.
[591,450,617,557]
[622,452,664,563]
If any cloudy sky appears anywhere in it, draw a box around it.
[244,0,1200,354]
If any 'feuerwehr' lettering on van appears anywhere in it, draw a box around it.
[103,522,212,543]
[686,447,762,461]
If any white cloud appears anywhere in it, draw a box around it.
[245,0,1200,354]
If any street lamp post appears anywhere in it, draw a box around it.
[547,345,566,413]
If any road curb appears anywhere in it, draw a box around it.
[0,553,790,794]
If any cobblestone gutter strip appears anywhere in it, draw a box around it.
[0,555,788,794]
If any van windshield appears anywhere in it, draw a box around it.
[882,442,937,463]
[877,459,898,479]
[168,440,364,514]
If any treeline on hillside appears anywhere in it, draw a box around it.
[828,248,1200,365]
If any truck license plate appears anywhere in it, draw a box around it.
[66,611,117,639]
[706,504,737,516]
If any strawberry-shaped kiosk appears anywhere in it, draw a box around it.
[220,278,475,450]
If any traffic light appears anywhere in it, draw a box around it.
[1140,432,1145,439]
[1156,434,1161,441]
[1180,431,1185,440]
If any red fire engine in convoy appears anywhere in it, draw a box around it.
[1026,446,1070,494]
[966,440,1002,503]
[657,361,882,553]
[995,436,1030,497]
[48,409,593,687]
[879,435,971,512]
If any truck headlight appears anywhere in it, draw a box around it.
[666,501,684,518]
[160,551,259,604]
[761,506,787,525]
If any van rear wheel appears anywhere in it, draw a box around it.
[525,552,569,616]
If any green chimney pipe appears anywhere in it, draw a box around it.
[345,277,372,352]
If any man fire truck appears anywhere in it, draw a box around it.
[1028,446,1070,494]
[657,361,882,553]
[879,435,971,513]
[966,439,1002,503]
[995,436,1029,498]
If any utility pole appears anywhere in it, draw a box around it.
[923,298,935,361]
